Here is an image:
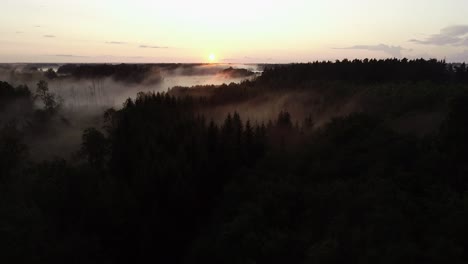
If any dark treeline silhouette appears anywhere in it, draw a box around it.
[4,59,468,262]
[169,59,468,120]
[219,67,256,78]
[0,81,31,106]
[0,90,271,263]
[0,81,34,126]
[57,64,159,83]
[101,93,269,262]
[55,63,254,84]
[4,90,468,262]
[259,59,468,85]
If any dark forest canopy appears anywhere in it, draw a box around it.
[55,59,468,83]
[219,67,256,78]
[3,89,468,263]
[258,58,468,84]
[3,59,468,263]
[169,60,468,122]
[57,63,159,83]
[55,63,255,83]
[0,81,31,104]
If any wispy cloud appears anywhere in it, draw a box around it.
[448,50,468,62]
[53,54,88,58]
[335,44,407,57]
[410,25,468,46]
[139,45,168,49]
[106,41,127,45]
[459,38,468,47]
[244,56,272,61]
[43,35,56,38]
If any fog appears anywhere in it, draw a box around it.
[2,62,448,161]
[193,87,364,129]
[7,62,439,161]
[0,63,262,160]
[0,63,260,110]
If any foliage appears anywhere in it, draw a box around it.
[3,61,468,263]
[35,80,61,116]
[44,68,58,80]
[0,81,31,109]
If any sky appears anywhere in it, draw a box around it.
[1,0,468,63]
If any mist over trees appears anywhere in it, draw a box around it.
[53,63,257,84]
[2,59,468,263]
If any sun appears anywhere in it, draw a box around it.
[208,53,216,62]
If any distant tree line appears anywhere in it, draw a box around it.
[219,67,255,78]
[57,64,159,83]
[55,63,254,83]
[169,59,468,110]
[259,59,468,85]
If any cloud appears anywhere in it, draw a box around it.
[410,25,468,46]
[139,45,168,49]
[448,50,468,62]
[460,38,468,46]
[53,54,88,58]
[442,25,468,36]
[336,44,406,57]
[106,41,127,45]
[43,35,56,38]
[244,56,272,61]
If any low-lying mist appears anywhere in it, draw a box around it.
[0,63,261,160]
[3,59,465,161]
[1,63,260,110]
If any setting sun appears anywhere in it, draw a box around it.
[208,53,216,62]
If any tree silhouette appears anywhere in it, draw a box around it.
[80,128,108,169]
[45,68,58,80]
[35,80,61,115]
[0,123,27,179]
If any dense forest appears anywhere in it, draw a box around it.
[54,63,255,83]
[3,59,468,263]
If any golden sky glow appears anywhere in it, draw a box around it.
[1,0,468,62]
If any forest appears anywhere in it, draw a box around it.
[2,59,468,263]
